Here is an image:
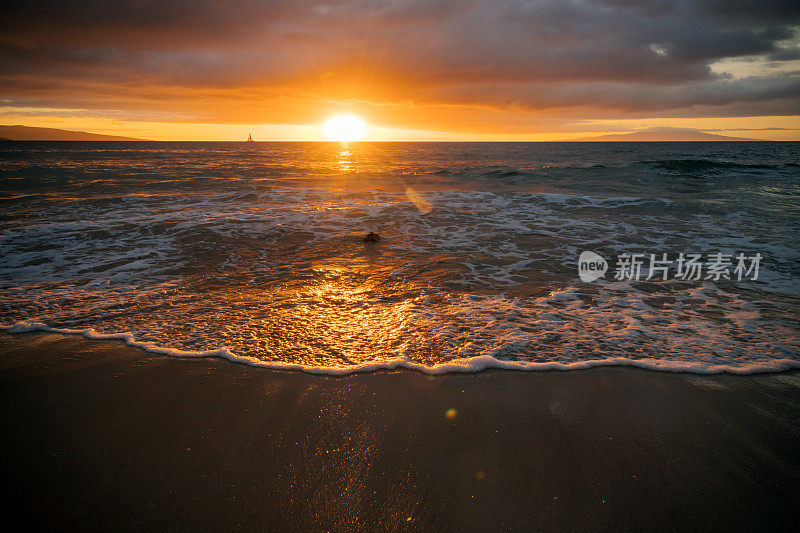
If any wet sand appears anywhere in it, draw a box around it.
[1,331,799,531]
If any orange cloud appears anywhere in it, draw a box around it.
[1,1,799,139]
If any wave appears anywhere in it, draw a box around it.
[645,159,778,173]
[5,321,800,376]
[3,143,798,378]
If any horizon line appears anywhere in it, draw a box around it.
[1,139,785,143]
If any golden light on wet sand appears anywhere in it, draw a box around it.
[323,114,368,142]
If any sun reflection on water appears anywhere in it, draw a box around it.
[277,262,417,365]
[337,148,356,173]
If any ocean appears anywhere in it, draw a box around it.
[1,141,798,373]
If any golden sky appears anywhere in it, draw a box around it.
[1,1,799,141]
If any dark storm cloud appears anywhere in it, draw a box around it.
[1,0,798,120]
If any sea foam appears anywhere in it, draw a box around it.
[2,142,799,375]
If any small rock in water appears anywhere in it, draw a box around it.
[362,232,381,243]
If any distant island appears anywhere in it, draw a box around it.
[0,125,147,141]
[568,128,759,142]
[0,124,768,142]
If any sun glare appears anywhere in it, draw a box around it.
[322,114,368,142]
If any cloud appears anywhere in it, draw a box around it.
[0,0,798,129]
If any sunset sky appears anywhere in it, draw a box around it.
[1,0,799,140]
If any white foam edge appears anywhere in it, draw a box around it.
[3,320,799,376]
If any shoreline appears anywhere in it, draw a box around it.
[2,331,799,530]
[5,324,799,376]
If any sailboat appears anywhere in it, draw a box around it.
[246,132,254,143]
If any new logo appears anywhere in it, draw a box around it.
[578,251,608,282]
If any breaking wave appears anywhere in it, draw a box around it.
[2,141,799,374]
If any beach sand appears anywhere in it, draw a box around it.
[1,331,799,531]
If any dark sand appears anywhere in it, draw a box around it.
[1,332,799,531]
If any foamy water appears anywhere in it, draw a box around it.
[1,141,798,373]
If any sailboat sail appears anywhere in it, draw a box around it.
[247,132,254,142]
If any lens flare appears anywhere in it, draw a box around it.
[405,187,433,214]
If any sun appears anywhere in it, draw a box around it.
[322,114,368,142]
